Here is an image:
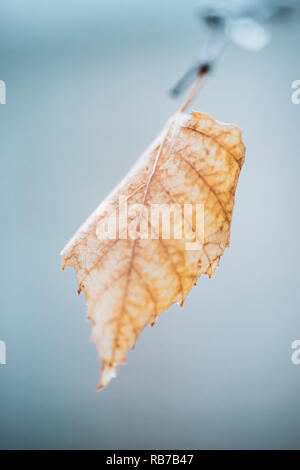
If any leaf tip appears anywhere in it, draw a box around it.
[96,365,117,391]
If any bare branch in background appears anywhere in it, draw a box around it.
[170,0,299,98]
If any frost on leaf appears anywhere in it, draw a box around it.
[61,111,245,390]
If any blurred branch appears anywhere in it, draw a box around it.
[169,0,299,102]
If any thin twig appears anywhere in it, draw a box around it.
[178,65,209,113]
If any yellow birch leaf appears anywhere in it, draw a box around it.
[61,110,245,390]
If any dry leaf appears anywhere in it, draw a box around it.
[61,110,245,389]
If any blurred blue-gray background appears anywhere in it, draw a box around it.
[1,0,300,450]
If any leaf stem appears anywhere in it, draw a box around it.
[178,65,209,113]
